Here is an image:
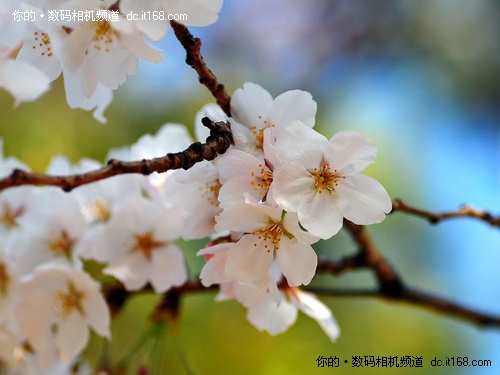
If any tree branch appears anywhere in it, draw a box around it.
[170,21,232,117]
[306,286,500,328]
[392,199,500,227]
[0,118,233,192]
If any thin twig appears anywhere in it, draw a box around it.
[170,21,232,117]
[0,118,233,192]
[392,199,500,227]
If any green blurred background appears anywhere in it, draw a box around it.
[2,0,500,374]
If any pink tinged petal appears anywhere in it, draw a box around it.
[231,83,273,128]
[247,293,297,335]
[276,238,317,286]
[104,252,150,291]
[0,59,50,105]
[324,130,377,175]
[199,251,229,287]
[150,246,187,293]
[214,202,270,233]
[272,162,315,212]
[216,148,261,183]
[81,289,110,338]
[274,121,326,167]
[335,174,392,225]
[225,234,274,285]
[267,90,317,130]
[297,188,344,240]
[55,312,88,364]
[293,289,340,342]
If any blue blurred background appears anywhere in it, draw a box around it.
[1,0,500,374]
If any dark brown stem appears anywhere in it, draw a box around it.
[170,21,232,117]
[0,118,232,192]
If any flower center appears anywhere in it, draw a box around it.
[0,202,24,228]
[31,31,54,57]
[132,232,166,260]
[253,221,283,253]
[310,162,346,194]
[0,261,10,297]
[55,282,84,319]
[201,180,222,207]
[93,20,113,52]
[250,163,273,198]
[48,230,75,259]
[250,116,276,149]
[89,199,110,223]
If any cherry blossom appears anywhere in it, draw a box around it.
[16,265,110,370]
[214,196,319,287]
[89,195,187,293]
[273,121,392,239]
[230,82,317,158]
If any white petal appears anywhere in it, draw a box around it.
[324,130,377,175]
[55,312,88,364]
[82,288,111,338]
[150,246,187,292]
[215,202,270,233]
[120,0,169,41]
[231,82,273,128]
[215,148,261,184]
[335,174,392,224]
[297,188,344,239]
[104,252,150,291]
[168,0,223,26]
[0,59,50,105]
[272,162,314,212]
[267,90,317,130]
[276,238,317,286]
[293,289,340,342]
[247,293,297,335]
[274,121,326,167]
[225,234,274,285]
[199,250,229,287]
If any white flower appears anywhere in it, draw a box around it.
[60,0,162,90]
[7,188,86,275]
[214,197,318,287]
[230,82,317,158]
[273,121,392,239]
[16,265,110,370]
[92,196,187,293]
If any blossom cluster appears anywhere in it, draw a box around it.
[0,0,223,121]
[0,80,391,372]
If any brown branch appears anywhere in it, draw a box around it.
[306,286,500,328]
[170,21,232,117]
[392,198,500,227]
[0,118,233,192]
